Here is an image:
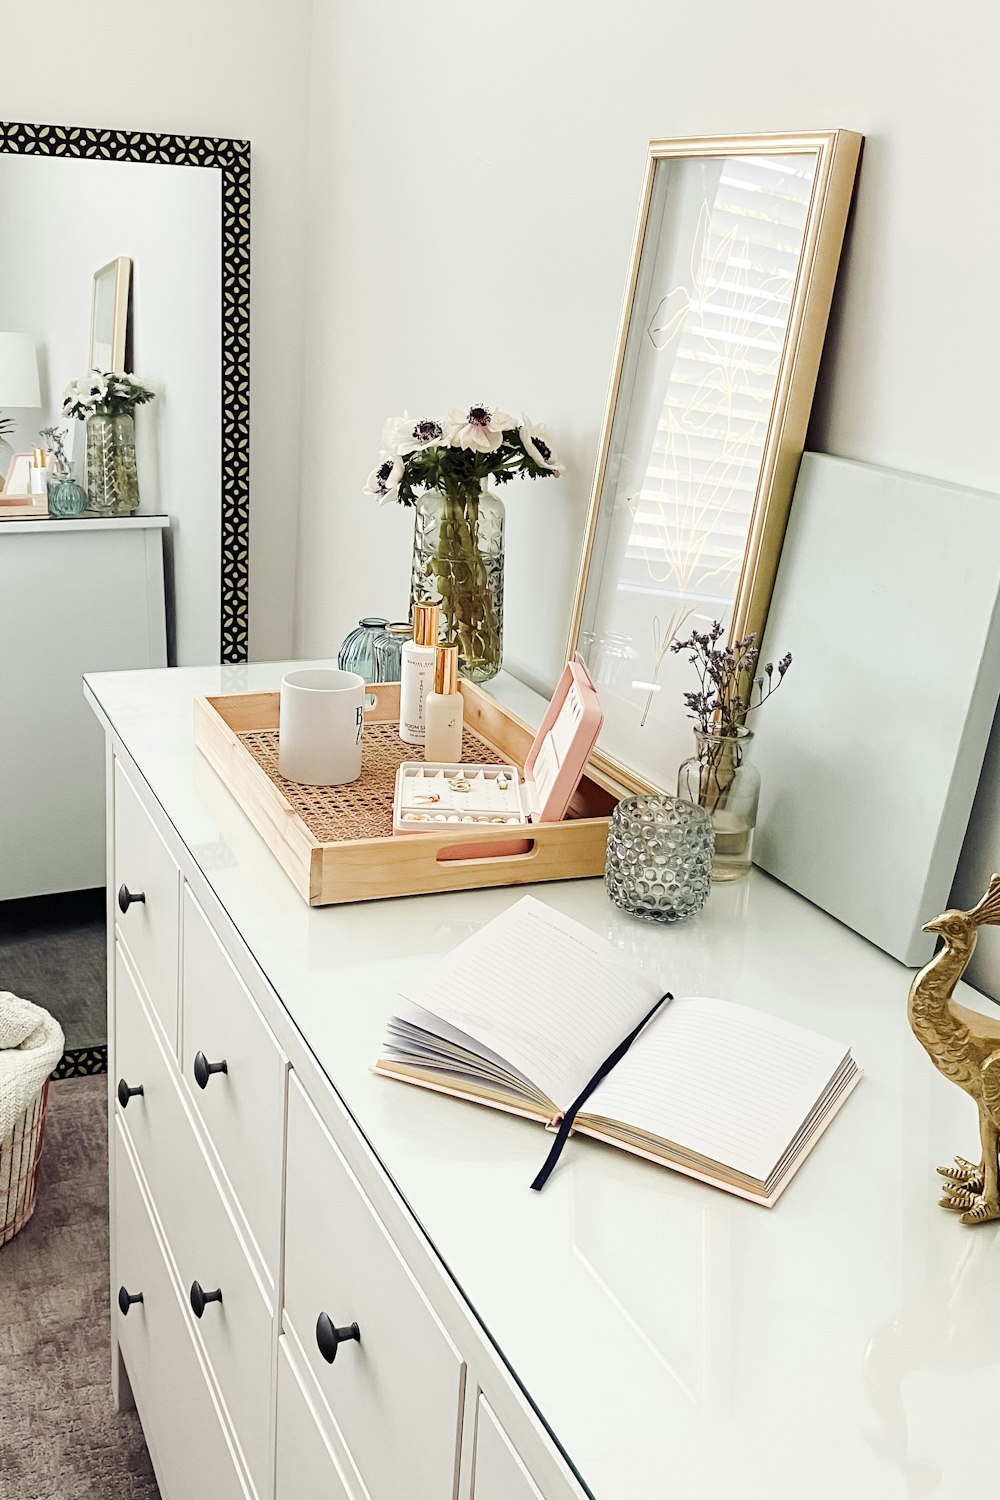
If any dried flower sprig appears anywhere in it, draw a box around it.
[39,424,73,480]
[671,620,792,736]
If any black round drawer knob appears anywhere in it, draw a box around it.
[315,1311,361,1364]
[117,1079,144,1109]
[189,1281,223,1318]
[193,1051,229,1090]
[118,884,146,915]
[118,1286,143,1316]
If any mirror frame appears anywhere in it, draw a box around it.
[0,120,251,662]
[567,129,862,794]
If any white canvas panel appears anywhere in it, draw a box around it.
[753,453,1000,967]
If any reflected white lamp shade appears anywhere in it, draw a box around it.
[0,333,41,407]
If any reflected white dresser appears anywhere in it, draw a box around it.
[0,515,166,900]
[87,661,1000,1500]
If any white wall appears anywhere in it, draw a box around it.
[0,155,220,666]
[293,0,1000,993]
[0,0,312,662]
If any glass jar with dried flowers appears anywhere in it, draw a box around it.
[365,406,565,683]
[674,623,792,881]
[39,424,88,518]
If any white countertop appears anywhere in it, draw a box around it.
[86,660,1000,1500]
[0,514,168,535]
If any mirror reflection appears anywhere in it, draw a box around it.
[0,150,222,664]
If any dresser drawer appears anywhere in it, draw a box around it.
[275,1338,361,1500]
[114,759,180,1043]
[115,943,274,1498]
[284,1074,466,1500]
[114,1123,252,1500]
[473,1400,545,1500]
[181,885,285,1283]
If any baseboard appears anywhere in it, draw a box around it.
[53,1046,108,1079]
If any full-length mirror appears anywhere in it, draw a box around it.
[568,131,861,792]
[0,122,250,663]
[0,123,250,1068]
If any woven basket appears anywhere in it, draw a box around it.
[0,1080,49,1246]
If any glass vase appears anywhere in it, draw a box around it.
[337,617,389,681]
[677,728,761,882]
[410,482,504,683]
[85,411,140,515]
[46,472,88,518]
[371,622,412,683]
[605,793,714,922]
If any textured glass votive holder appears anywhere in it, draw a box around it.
[605,793,714,923]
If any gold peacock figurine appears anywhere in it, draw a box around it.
[909,873,1000,1225]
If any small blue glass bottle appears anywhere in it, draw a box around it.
[47,472,89,518]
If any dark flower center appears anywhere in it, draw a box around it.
[533,436,552,461]
[377,460,394,485]
[468,405,491,426]
[413,420,442,442]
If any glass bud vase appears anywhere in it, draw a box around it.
[605,793,714,922]
[46,472,88,518]
[677,728,761,882]
[85,411,140,515]
[337,617,389,681]
[410,482,504,683]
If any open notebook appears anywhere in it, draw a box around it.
[375,896,861,1205]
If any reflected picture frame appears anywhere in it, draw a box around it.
[0,450,47,518]
[89,255,131,373]
[567,130,862,795]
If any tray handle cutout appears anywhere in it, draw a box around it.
[436,835,536,864]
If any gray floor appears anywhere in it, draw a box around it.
[0,1075,158,1499]
[0,890,106,1051]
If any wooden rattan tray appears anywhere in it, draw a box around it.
[193,681,619,905]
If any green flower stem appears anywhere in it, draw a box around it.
[433,486,501,673]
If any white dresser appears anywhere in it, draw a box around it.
[86,661,1000,1500]
[0,515,167,899]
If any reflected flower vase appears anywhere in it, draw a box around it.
[410,482,504,683]
[677,728,761,882]
[85,411,140,516]
[604,793,714,922]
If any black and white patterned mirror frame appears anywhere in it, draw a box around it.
[0,121,251,662]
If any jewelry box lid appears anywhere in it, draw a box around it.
[523,656,604,823]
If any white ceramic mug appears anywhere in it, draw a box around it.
[278,668,365,786]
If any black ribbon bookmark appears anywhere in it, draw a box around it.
[530,991,673,1192]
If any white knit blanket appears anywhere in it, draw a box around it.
[0,991,65,1146]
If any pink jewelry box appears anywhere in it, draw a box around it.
[392,658,604,855]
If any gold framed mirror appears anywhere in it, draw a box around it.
[567,130,862,794]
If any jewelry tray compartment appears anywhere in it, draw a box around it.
[393,763,527,833]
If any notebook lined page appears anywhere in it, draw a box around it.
[399,896,663,1109]
[586,995,850,1182]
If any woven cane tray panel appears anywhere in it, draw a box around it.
[237,721,508,842]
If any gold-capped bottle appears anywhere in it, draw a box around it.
[399,601,440,745]
[424,644,463,762]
